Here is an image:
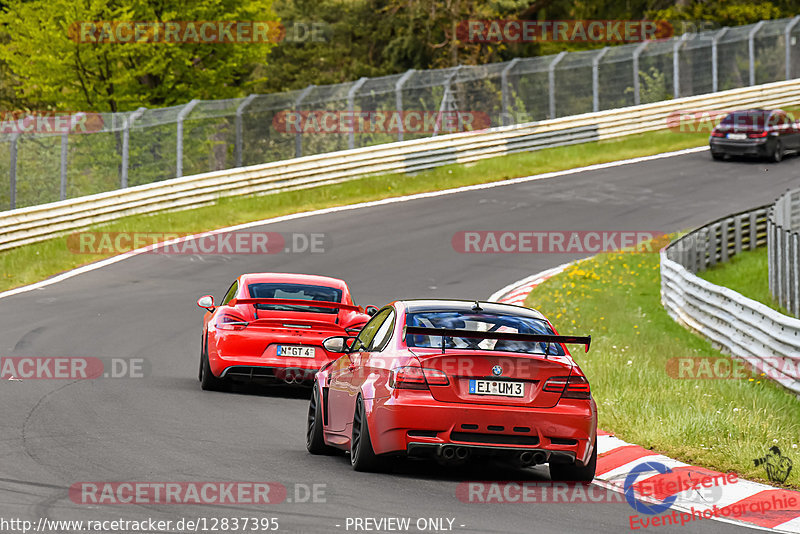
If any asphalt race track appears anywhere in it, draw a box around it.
[2,150,799,534]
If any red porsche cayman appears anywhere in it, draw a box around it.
[306,299,597,480]
[197,273,376,390]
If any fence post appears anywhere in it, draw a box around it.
[433,67,460,137]
[632,42,649,105]
[712,27,729,92]
[235,94,258,168]
[785,16,800,80]
[548,52,567,119]
[592,48,609,113]
[395,69,415,141]
[347,77,368,150]
[9,134,18,210]
[176,99,199,178]
[720,218,730,262]
[768,215,775,296]
[748,21,765,86]
[60,133,68,201]
[793,233,799,316]
[121,107,146,189]
[294,85,315,158]
[501,59,520,126]
[783,228,791,310]
[672,34,689,98]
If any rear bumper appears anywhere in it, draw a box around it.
[212,353,330,382]
[710,138,771,156]
[367,392,597,465]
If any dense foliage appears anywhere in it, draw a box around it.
[0,0,795,111]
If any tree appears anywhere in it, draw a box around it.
[0,0,277,112]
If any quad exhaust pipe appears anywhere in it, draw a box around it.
[518,450,547,467]
[283,374,305,385]
[438,445,470,464]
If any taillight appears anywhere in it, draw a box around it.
[390,367,449,389]
[748,131,768,138]
[711,131,725,137]
[543,376,591,399]
[216,314,248,331]
[423,369,450,386]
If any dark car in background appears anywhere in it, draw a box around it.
[710,109,800,162]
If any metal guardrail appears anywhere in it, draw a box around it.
[769,188,800,317]
[4,16,800,211]
[2,78,800,252]
[662,205,800,396]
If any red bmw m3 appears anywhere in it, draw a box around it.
[197,273,376,390]
[306,299,597,480]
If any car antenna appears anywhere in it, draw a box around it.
[472,301,483,311]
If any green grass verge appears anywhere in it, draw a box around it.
[698,247,791,315]
[525,247,800,488]
[0,129,708,292]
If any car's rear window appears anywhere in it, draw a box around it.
[720,111,771,129]
[405,310,565,355]
[248,283,343,314]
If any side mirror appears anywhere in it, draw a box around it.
[323,336,354,353]
[365,305,379,316]
[197,295,215,311]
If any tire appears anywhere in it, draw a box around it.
[198,333,205,381]
[772,140,784,163]
[549,437,597,482]
[711,151,724,161]
[200,339,227,391]
[307,386,336,455]
[350,396,381,472]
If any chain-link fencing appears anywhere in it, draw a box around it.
[3,16,800,210]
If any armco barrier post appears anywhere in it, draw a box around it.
[792,233,799,316]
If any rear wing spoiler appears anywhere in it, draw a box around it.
[228,298,363,313]
[404,326,591,353]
